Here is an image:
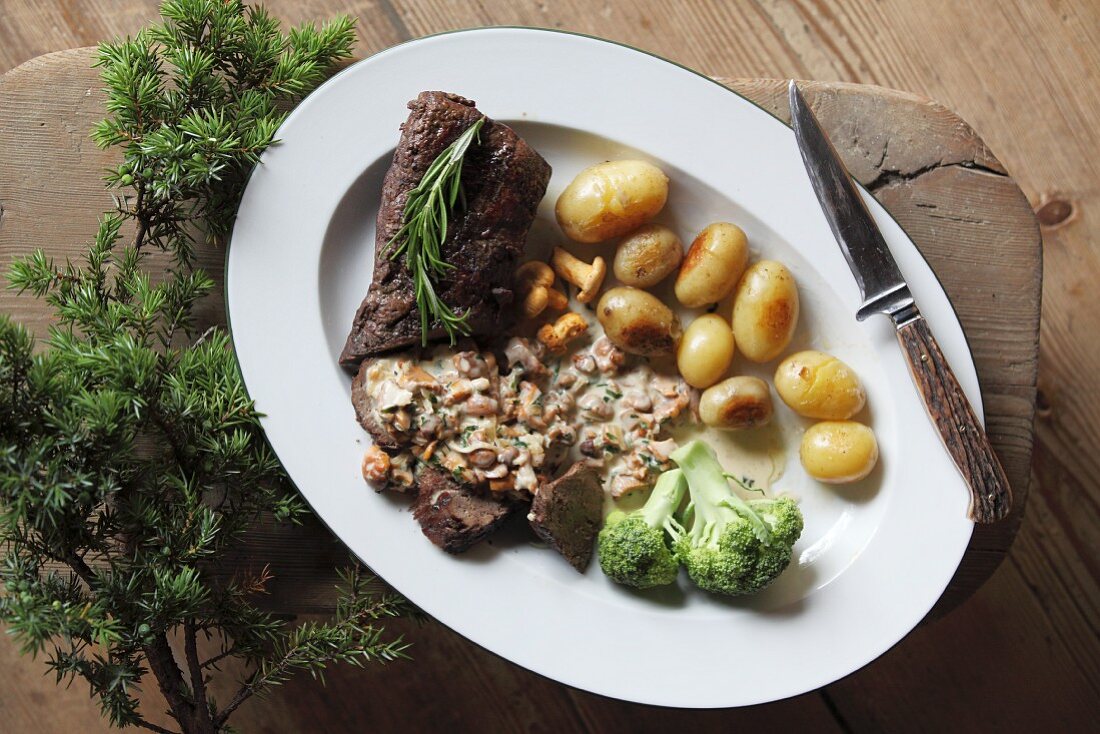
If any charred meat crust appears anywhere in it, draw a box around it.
[339,91,552,367]
[528,462,604,572]
[412,468,519,553]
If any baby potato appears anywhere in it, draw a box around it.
[597,286,681,356]
[613,224,683,288]
[674,222,749,308]
[774,350,866,420]
[677,314,736,388]
[731,260,799,362]
[555,160,669,243]
[699,376,773,430]
[800,421,878,484]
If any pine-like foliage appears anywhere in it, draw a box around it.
[0,3,412,733]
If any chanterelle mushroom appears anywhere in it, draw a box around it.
[516,261,568,318]
[552,247,606,304]
[537,312,589,354]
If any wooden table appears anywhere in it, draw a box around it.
[1,2,1096,733]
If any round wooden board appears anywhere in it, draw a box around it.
[0,49,1040,616]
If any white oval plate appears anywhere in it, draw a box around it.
[227,28,975,708]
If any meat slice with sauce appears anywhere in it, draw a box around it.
[412,468,519,553]
[339,92,551,366]
[351,360,402,449]
[528,462,604,572]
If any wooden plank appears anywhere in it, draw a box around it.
[566,687,844,733]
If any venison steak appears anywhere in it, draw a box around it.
[339,92,551,367]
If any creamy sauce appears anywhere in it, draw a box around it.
[360,312,788,510]
[360,325,692,500]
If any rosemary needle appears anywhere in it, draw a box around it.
[387,117,485,345]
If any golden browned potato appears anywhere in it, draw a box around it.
[613,224,683,288]
[555,160,669,243]
[699,376,773,429]
[731,260,799,362]
[774,350,866,420]
[596,286,681,356]
[800,421,878,483]
[674,223,749,308]
[677,313,735,388]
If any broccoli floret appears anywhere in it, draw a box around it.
[597,469,687,588]
[670,440,803,596]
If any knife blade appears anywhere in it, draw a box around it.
[787,80,1012,523]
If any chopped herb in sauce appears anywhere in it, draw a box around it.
[363,337,693,497]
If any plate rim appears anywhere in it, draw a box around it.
[224,26,978,707]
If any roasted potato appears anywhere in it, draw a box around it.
[800,421,878,483]
[731,260,799,362]
[674,222,749,308]
[699,376,773,430]
[774,350,866,420]
[677,313,735,388]
[596,286,680,356]
[555,160,669,243]
[613,224,683,288]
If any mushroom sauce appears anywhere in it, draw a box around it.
[360,334,694,499]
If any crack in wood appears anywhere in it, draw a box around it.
[866,160,1007,192]
[926,211,990,225]
[875,138,889,170]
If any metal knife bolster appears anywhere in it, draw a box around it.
[857,283,921,328]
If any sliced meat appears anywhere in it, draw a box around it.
[412,468,518,553]
[340,91,551,367]
[350,359,401,449]
[528,461,604,572]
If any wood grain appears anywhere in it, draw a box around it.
[1,1,1097,733]
[896,315,1013,522]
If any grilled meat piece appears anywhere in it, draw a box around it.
[412,468,518,553]
[528,462,604,572]
[350,359,401,450]
[340,91,551,367]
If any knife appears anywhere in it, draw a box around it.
[787,80,1012,523]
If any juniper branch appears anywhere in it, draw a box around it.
[0,3,414,733]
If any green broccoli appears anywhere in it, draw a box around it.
[597,469,687,588]
[670,440,803,596]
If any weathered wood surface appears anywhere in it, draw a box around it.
[1,1,1097,733]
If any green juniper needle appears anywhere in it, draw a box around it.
[387,117,485,345]
[1,5,413,733]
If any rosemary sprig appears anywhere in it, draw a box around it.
[387,117,485,345]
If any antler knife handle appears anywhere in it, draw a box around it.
[895,315,1013,523]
